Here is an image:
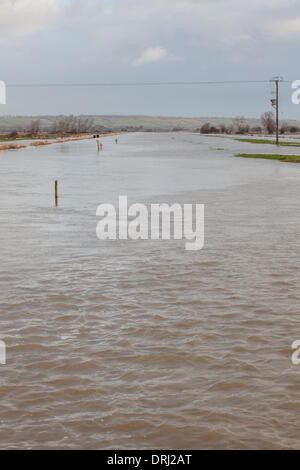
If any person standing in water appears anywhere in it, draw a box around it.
[96,138,102,151]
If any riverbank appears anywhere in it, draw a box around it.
[0,143,27,151]
[0,132,127,151]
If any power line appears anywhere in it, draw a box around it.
[5,79,293,88]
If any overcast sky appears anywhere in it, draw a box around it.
[0,0,299,118]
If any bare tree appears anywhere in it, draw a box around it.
[51,121,58,136]
[31,115,94,138]
[29,119,41,137]
[261,112,276,134]
[58,117,67,136]
[280,121,288,135]
[251,126,262,134]
[200,123,211,134]
[9,129,18,139]
[233,116,249,134]
[220,123,234,134]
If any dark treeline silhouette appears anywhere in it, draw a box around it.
[198,113,300,135]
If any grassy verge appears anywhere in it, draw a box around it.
[235,153,300,163]
[235,138,300,147]
[0,137,36,142]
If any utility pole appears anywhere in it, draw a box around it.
[275,79,279,145]
[270,76,283,145]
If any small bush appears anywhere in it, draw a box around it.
[0,143,26,151]
[30,141,53,147]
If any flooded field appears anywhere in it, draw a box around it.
[0,132,300,449]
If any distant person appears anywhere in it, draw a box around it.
[115,137,118,144]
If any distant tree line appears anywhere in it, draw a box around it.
[198,112,300,135]
[26,115,95,138]
[20,117,142,138]
[2,112,300,139]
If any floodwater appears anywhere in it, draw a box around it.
[0,132,300,449]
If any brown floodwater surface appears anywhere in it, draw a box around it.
[0,133,300,449]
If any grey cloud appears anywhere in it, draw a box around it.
[0,0,299,117]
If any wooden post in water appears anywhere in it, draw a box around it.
[55,180,58,206]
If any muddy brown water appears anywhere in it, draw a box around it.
[0,132,300,449]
